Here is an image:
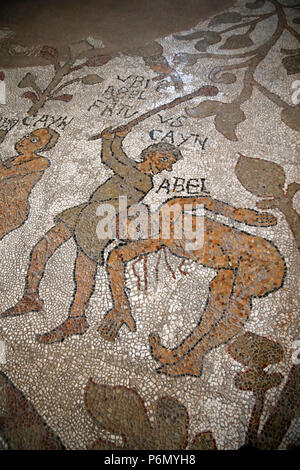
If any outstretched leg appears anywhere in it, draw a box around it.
[98,239,165,341]
[155,248,285,377]
[1,222,71,318]
[157,287,251,377]
[149,267,235,364]
[37,248,97,344]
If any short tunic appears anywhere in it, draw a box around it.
[55,135,152,264]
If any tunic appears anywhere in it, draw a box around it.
[55,135,153,264]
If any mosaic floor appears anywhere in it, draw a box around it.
[0,0,299,451]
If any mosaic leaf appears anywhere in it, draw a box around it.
[22,91,38,103]
[191,431,217,450]
[257,365,300,449]
[214,103,246,141]
[235,369,283,392]
[186,100,246,141]
[228,332,284,369]
[282,53,300,75]
[220,33,254,50]
[208,12,243,27]
[185,99,219,118]
[18,72,36,89]
[0,372,64,450]
[85,54,112,67]
[154,396,189,449]
[84,380,153,448]
[81,74,104,85]
[195,32,222,52]
[281,104,300,132]
[194,40,214,52]
[228,333,284,447]
[51,94,73,102]
[174,30,221,52]
[235,154,300,251]
[84,380,198,450]
[209,66,237,84]
[174,31,209,41]
[235,154,286,198]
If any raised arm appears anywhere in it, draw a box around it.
[100,127,140,177]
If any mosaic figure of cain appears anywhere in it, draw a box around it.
[1,125,182,342]
[0,128,59,241]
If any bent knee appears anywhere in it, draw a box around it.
[240,241,285,294]
[260,242,285,289]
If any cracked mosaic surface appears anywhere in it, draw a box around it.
[0,0,299,450]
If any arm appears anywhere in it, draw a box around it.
[0,157,49,182]
[164,196,277,227]
[101,127,139,177]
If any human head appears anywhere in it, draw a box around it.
[15,128,59,155]
[138,142,182,175]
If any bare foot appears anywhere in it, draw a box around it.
[1,293,44,318]
[149,334,180,364]
[37,316,89,344]
[253,212,277,227]
[156,354,204,377]
[98,307,136,342]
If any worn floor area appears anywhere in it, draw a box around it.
[0,0,234,66]
[0,0,299,451]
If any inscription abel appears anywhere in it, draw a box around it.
[156,176,209,195]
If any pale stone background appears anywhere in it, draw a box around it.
[0,0,299,449]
